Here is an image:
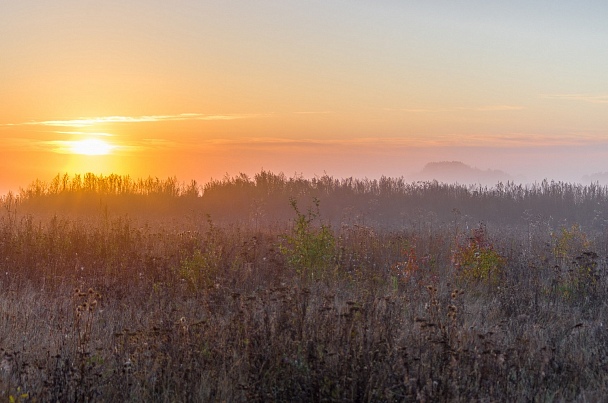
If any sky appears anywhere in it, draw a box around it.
[2,1,608,194]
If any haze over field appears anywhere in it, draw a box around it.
[2,1,608,194]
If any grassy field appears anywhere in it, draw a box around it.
[1,172,608,401]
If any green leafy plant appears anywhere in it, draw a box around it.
[556,250,601,301]
[553,224,591,264]
[8,387,30,403]
[178,216,222,290]
[550,225,599,301]
[452,224,505,284]
[279,197,336,280]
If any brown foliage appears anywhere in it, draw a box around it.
[1,174,608,401]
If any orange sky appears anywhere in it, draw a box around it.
[2,1,608,194]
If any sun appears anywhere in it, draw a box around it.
[70,139,114,155]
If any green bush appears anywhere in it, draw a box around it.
[279,198,336,280]
[178,217,222,290]
[453,225,505,284]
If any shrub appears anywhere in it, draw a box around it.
[452,224,505,284]
[178,217,223,291]
[279,198,336,280]
[553,224,591,262]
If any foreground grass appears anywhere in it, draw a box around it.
[1,189,608,401]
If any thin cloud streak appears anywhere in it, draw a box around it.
[44,140,131,155]
[543,94,608,104]
[54,131,114,137]
[172,133,608,150]
[472,105,524,111]
[3,132,607,156]
[2,113,267,128]
[44,140,95,155]
[0,137,135,154]
[392,105,524,113]
[133,138,181,150]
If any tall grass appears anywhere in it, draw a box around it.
[1,173,608,401]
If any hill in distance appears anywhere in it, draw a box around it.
[412,161,513,186]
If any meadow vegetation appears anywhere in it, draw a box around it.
[2,172,608,401]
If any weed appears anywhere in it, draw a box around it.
[390,244,420,286]
[453,224,505,284]
[279,198,336,281]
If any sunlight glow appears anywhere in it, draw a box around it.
[70,139,114,155]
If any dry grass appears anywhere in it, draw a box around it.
[2,175,608,401]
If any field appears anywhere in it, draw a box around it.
[2,172,608,401]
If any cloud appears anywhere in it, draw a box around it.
[171,133,608,152]
[0,137,134,154]
[129,138,181,150]
[543,94,608,104]
[451,133,600,147]
[43,140,85,154]
[0,138,49,152]
[392,105,523,113]
[471,105,524,111]
[1,113,266,128]
[54,131,114,137]
[392,108,437,113]
[3,131,607,158]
